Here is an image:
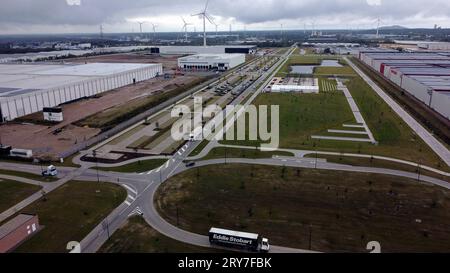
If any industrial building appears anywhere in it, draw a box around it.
[150,45,257,55]
[266,77,319,93]
[178,54,246,71]
[0,214,40,253]
[0,62,162,121]
[359,51,450,120]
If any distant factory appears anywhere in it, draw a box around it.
[178,54,246,71]
[359,50,450,120]
[149,45,257,55]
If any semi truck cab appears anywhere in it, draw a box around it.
[42,165,58,177]
[261,238,270,252]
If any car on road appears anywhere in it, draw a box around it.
[185,162,196,167]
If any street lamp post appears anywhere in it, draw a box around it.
[93,150,100,183]
[309,224,313,250]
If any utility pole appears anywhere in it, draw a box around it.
[93,150,100,183]
[315,149,318,169]
[417,164,420,181]
[309,224,313,250]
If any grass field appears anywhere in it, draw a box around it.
[315,66,356,76]
[94,159,167,173]
[221,91,356,148]
[346,77,448,170]
[155,164,450,252]
[304,154,449,182]
[0,169,58,182]
[99,216,222,253]
[200,147,294,160]
[14,181,126,253]
[0,180,41,212]
[319,78,338,92]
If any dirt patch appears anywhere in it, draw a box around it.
[0,123,100,159]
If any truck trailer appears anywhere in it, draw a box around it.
[208,227,270,252]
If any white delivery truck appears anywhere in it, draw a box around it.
[209,227,270,252]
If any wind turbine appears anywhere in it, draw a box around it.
[181,17,192,42]
[151,23,158,41]
[192,0,215,47]
[375,18,382,38]
[214,23,219,37]
[137,22,145,34]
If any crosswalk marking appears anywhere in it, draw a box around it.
[123,184,137,195]
[127,195,136,201]
[128,207,143,217]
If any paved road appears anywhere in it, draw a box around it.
[345,57,450,167]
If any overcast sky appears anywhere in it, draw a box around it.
[0,0,449,34]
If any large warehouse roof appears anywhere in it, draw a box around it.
[0,63,160,98]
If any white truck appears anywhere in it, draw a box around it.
[42,165,58,177]
[209,227,270,252]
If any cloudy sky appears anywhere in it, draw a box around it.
[0,0,449,34]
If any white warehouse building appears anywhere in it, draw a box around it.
[178,54,246,71]
[0,63,162,121]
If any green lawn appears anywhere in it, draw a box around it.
[14,180,126,253]
[304,154,449,183]
[201,147,294,160]
[0,169,58,182]
[94,159,167,173]
[156,164,450,253]
[0,180,41,212]
[99,216,223,253]
[319,78,338,92]
[345,77,448,170]
[315,66,356,76]
[221,91,355,149]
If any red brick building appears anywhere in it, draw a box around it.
[0,214,40,253]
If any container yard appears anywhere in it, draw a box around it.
[358,51,450,120]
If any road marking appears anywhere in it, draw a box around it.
[165,161,170,168]
[156,166,163,172]
[122,184,137,195]
[172,158,176,162]
[127,195,136,201]
[178,151,182,156]
[147,170,154,175]
[124,201,132,206]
